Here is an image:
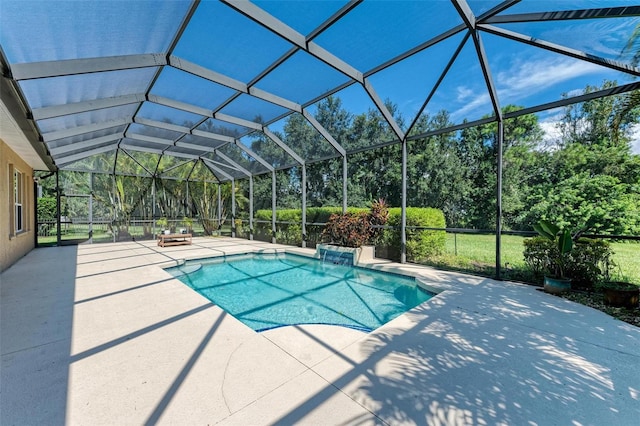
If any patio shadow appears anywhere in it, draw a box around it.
[1,246,78,425]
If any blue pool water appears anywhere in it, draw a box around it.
[168,253,434,332]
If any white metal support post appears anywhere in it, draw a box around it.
[342,155,348,214]
[217,183,221,235]
[301,164,307,248]
[496,119,504,279]
[272,170,277,244]
[88,172,93,243]
[401,139,407,264]
[231,179,236,238]
[249,176,254,240]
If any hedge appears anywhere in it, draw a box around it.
[254,207,368,223]
[252,206,446,259]
[385,207,446,261]
[254,207,369,245]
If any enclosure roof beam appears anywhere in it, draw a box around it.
[213,150,252,177]
[407,116,496,142]
[301,109,346,157]
[221,0,364,84]
[169,55,246,92]
[476,0,521,22]
[31,93,145,120]
[117,0,200,155]
[363,24,466,78]
[9,53,167,80]
[42,118,131,142]
[203,158,234,181]
[503,80,640,119]
[147,94,211,118]
[214,113,263,131]
[49,134,123,156]
[120,148,154,176]
[452,0,476,29]
[151,89,265,132]
[170,55,302,113]
[125,132,174,147]
[174,141,220,153]
[481,6,640,24]
[363,79,405,140]
[119,144,164,156]
[479,24,640,77]
[133,117,191,134]
[55,144,118,166]
[472,31,502,120]
[191,129,236,143]
[158,151,200,161]
[203,157,242,172]
[262,127,305,165]
[234,139,274,172]
[248,86,302,113]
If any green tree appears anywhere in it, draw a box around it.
[525,81,640,234]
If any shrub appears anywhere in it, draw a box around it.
[321,200,390,248]
[386,207,446,261]
[37,197,57,220]
[322,211,373,247]
[369,198,389,245]
[254,205,443,255]
[523,236,613,287]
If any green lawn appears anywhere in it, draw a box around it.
[435,232,640,283]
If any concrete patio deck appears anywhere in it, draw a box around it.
[1,237,639,425]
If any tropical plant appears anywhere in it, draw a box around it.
[156,217,168,231]
[368,198,389,245]
[322,212,372,248]
[321,199,391,248]
[182,216,193,230]
[532,219,577,279]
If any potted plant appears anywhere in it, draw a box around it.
[533,219,577,294]
[600,268,639,308]
[156,217,170,235]
[181,216,193,234]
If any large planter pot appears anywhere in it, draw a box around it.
[602,283,639,308]
[544,276,572,295]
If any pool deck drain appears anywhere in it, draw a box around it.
[2,237,639,425]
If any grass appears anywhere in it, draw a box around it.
[436,232,640,283]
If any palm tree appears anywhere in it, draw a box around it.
[623,23,640,67]
[612,24,640,142]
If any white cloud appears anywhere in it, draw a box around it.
[630,124,640,155]
[537,121,640,154]
[448,56,605,122]
[456,86,474,102]
[539,120,562,145]
[496,56,604,102]
[452,92,491,120]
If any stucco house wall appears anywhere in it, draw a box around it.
[1,139,35,272]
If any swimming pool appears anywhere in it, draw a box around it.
[168,252,434,332]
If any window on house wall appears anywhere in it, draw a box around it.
[14,168,23,233]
